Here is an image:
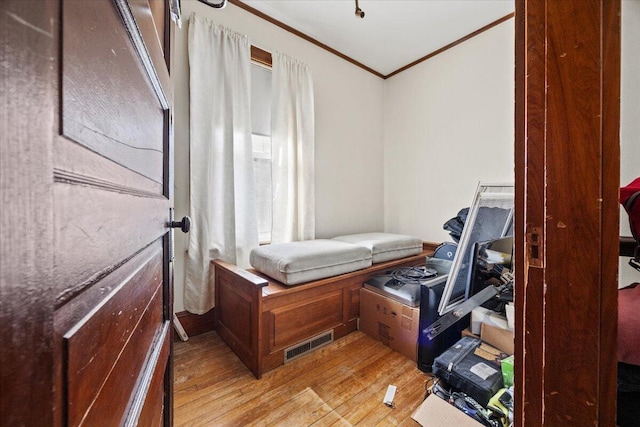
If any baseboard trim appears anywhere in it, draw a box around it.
[174,308,216,339]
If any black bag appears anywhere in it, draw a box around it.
[432,336,505,407]
[443,208,468,242]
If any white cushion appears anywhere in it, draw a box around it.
[249,239,372,285]
[331,232,423,263]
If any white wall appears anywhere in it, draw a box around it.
[621,0,640,237]
[172,0,386,312]
[383,20,515,243]
[172,3,635,313]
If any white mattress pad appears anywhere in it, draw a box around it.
[331,232,423,263]
[250,239,372,285]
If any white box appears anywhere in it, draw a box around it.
[470,307,508,335]
[505,302,515,329]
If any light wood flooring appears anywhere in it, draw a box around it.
[173,331,432,426]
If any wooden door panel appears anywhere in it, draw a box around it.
[54,240,171,426]
[53,183,167,300]
[54,0,173,425]
[54,146,163,196]
[62,0,166,185]
[2,0,173,424]
[79,308,168,427]
[64,246,163,425]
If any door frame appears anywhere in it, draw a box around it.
[515,0,620,424]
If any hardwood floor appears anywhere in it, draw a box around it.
[174,331,431,426]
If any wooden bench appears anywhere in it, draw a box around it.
[213,243,436,378]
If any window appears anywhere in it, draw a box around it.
[251,61,272,243]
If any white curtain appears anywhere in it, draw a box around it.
[270,52,316,243]
[185,15,259,314]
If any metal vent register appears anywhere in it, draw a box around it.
[284,330,334,363]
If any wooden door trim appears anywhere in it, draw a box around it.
[515,0,620,424]
[599,1,622,421]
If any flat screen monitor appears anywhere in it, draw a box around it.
[438,183,514,315]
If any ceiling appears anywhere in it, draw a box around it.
[240,0,515,77]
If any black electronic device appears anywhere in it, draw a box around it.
[417,275,469,372]
[438,184,514,315]
[363,266,443,307]
[432,336,505,408]
[468,236,514,312]
[416,257,463,373]
[424,236,514,341]
[424,283,511,341]
[364,258,451,308]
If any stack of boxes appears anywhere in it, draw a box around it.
[359,259,452,361]
[358,260,516,427]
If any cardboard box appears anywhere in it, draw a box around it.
[359,287,419,361]
[481,322,514,355]
[412,394,484,427]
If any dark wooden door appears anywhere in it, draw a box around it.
[515,0,620,425]
[1,0,174,425]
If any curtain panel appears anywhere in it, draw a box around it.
[271,52,316,243]
[185,14,259,314]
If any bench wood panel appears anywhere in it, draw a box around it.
[214,243,437,378]
[271,290,343,349]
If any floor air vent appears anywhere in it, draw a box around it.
[284,330,334,363]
